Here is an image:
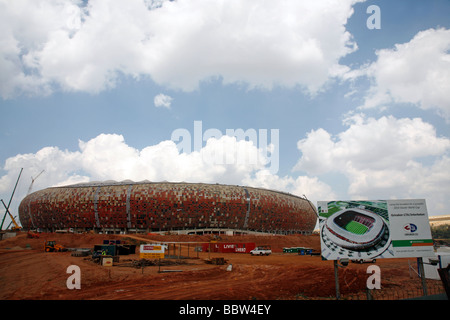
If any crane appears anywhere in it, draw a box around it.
[1,199,21,231]
[25,169,45,230]
[1,168,23,231]
[27,169,44,195]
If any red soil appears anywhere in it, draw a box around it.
[0,232,440,300]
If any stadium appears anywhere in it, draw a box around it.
[18,181,317,234]
[323,208,387,251]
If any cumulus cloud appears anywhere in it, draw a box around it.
[0,132,273,194]
[242,169,336,208]
[295,114,450,175]
[4,114,449,221]
[154,93,173,108]
[294,113,450,213]
[0,132,336,226]
[0,0,361,98]
[356,28,450,121]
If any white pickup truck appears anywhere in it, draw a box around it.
[250,245,272,256]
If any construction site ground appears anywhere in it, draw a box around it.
[0,232,444,300]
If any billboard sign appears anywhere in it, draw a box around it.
[317,199,434,261]
[140,244,165,259]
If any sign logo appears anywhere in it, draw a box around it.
[403,223,418,233]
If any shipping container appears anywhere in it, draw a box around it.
[234,243,256,253]
[201,242,255,253]
[93,244,116,256]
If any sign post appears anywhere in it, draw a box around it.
[318,199,434,299]
[334,260,340,300]
[417,257,428,296]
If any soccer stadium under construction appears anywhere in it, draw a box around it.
[18,181,317,235]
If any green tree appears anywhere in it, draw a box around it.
[431,224,450,240]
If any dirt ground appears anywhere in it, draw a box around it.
[0,232,443,300]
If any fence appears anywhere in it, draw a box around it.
[341,279,446,300]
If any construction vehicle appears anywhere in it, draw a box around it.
[27,231,40,239]
[44,240,67,252]
[209,234,222,241]
[1,200,22,231]
[0,168,23,232]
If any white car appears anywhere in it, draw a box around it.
[351,258,376,264]
[250,246,272,256]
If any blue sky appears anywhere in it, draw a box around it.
[1,0,450,228]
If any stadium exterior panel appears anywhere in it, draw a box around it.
[18,181,317,234]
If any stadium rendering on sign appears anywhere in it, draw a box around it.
[318,200,393,260]
[18,181,317,234]
[324,208,387,251]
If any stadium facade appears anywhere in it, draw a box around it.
[18,181,317,234]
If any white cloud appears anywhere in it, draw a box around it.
[0,132,272,194]
[0,132,336,226]
[294,113,450,214]
[242,169,336,206]
[357,28,450,121]
[154,93,173,108]
[295,114,450,174]
[6,113,449,221]
[0,146,84,194]
[0,0,361,98]
[0,0,79,98]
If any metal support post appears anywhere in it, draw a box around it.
[334,260,340,300]
[417,257,428,296]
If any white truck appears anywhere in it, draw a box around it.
[250,245,272,256]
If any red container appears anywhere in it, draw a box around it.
[201,242,255,253]
[234,243,256,253]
